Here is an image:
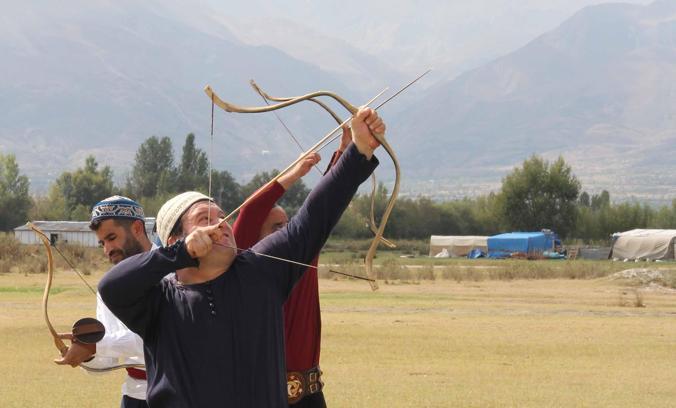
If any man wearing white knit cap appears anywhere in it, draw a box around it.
[99,107,385,407]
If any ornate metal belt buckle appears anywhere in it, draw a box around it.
[287,371,305,404]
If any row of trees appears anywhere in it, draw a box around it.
[0,154,31,231]
[26,134,309,221]
[3,137,676,243]
[332,156,676,243]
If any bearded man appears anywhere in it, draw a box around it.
[56,196,153,408]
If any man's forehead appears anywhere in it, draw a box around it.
[95,219,125,237]
[187,201,223,215]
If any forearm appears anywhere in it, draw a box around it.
[257,143,377,284]
[324,150,342,175]
[277,170,298,190]
[98,242,197,335]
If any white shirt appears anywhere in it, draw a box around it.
[83,244,162,401]
[82,292,147,400]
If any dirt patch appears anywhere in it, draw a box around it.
[610,268,676,290]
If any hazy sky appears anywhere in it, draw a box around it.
[206,0,653,78]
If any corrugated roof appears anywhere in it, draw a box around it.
[14,218,156,233]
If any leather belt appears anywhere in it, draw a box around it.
[126,367,147,380]
[287,366,323,405]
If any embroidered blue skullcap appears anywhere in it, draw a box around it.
[91,195,145,223]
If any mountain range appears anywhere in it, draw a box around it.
[1,0,369,191]
[2,0,673,204]
[393,0,676,202]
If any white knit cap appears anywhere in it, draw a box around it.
[156,191,213,245]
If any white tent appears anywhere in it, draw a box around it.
[429,235,488,257]
[610,229,676,261]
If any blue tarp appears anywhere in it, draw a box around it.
[467,248,486,259]
[487,232,551,258]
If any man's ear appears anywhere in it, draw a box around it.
[167,235,177,245]
[132,220,145,237]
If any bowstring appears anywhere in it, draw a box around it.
[221,243,374,282]
[254,89,324,176]
[208,93,215,225]
[51,244,97,295]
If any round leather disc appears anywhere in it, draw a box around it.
[72,317,105,344]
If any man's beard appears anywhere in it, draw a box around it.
[109,236,145,264]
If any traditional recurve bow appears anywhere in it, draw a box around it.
[206,69,429,290]
[27,222,144,372]
[248,79,396,249]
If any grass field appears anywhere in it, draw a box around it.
[1,264,675,407]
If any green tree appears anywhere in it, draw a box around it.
[351,183,389,232]
[0,153,32,230]
[242,170,309,216]
[49,156,114,220]
[211,170,243,213]
[331,203,372,239]
[176,133,208,192]
[469,193,504,235]
[498,155,580,238]
[652,199,676,229]
[608,202,651,233]
[591,190,610,210]
[128,136,175,198]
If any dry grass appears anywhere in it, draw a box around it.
[319,253,676,289]
[319,279,676,407]
[1,269,675,407]
[0,233,107,276]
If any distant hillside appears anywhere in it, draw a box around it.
[0,0,367,191]
[208,0,651,81]
[392,0,676,202]
[3,0,675,205]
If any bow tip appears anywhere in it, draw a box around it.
[369,280,379,291]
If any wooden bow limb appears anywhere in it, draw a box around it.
[249,80,396,249]
[248,82,324,177]
[250,80,348,120]
[209,69,428,290]
[368,178,396,248]
[362,134,400,291]
[27,222,69,357]
[27,222,145,373]
[208,87,388,224]
[360,69,431,290]
[205,86,361,117]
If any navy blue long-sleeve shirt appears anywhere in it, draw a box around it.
[99,144,378,407]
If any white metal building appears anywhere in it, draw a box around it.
[14,218,157,247]
[429,235,489,257]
